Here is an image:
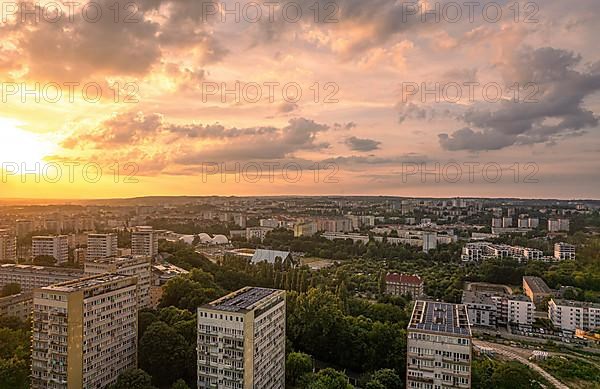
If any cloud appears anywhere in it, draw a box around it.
[439,47,600,151]
[62,112,332,167]
[344,136,381,151]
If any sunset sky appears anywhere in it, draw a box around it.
[1,0,599,199]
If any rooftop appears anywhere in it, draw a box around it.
[552,299,600,309]
[523,276,552,294]
[386,272,423,285]
[206,287,280,313]
[462,291,495,306]
[41,273,135,293]
[408,300,471,336]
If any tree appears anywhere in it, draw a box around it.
[32,255,56,266]
[367,369,403,389]
[171,378,190,389]
[306,368,354,389]
[0,357,29,389]
[1,283,21,297]
[490,361,539,388]
[109,369,157,389]
[139,322,191,387]
[286,352,313,386]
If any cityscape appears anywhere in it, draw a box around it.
[1,0,600,388]
[0,197,599,388]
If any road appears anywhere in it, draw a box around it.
[474,340,570,389]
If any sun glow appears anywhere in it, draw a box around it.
[0,118,57,165]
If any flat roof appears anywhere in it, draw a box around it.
[552,299,600,309]
[408,300,471,336]
[41,273,135,292]
[523,276,552,294]
[462,291,495,306]
[206,287,280,313]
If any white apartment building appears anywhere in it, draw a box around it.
[84,255,152,309]
[197,287,286,389]
[554,242,576,260]
[0,229,17,262]
[0,264,83,292]
[32,235,69,264]
[131,226,158,258]
[548,298,600,334]
[31,274,138,389]
[86,233,118,260]
[506,295,535,328]
[462,291,496,328]
[406,300,472,389]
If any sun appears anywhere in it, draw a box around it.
[0,117,57,165]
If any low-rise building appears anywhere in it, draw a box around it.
[385,273,424,299]
[548,298,600,335]
[523,276,552,307]
[462,291,496,328]
[0,292,33,321]
[554,242,576,261]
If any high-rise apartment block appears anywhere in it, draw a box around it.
[31,274,138,389]
[86,233,118,260]
[548,218,570,232]
[32,235,69,264]
[84,255,152,308]
[131,227,158,258]
[406,300,472,388]
[197,287,286,389]
[0,229,17,262]
[16,219,34,238]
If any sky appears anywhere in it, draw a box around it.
[0,0,599,199]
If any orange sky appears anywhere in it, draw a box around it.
[1,0,599,199]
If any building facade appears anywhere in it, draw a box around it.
[131,227,158,258]
[197,287,286,389]
[0,292,33,321]
[549,299,600,334]
[31,274,138,389]
[462,291,496,328]
[554,242,576,261]
[84,255,152,309]
[385,273,424,299]
[0,264,83,292]
[406,300,472,389]
[0,229,17,262]
[523,276,552,307]
[86,233,118,260]
[32,235,69,264]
